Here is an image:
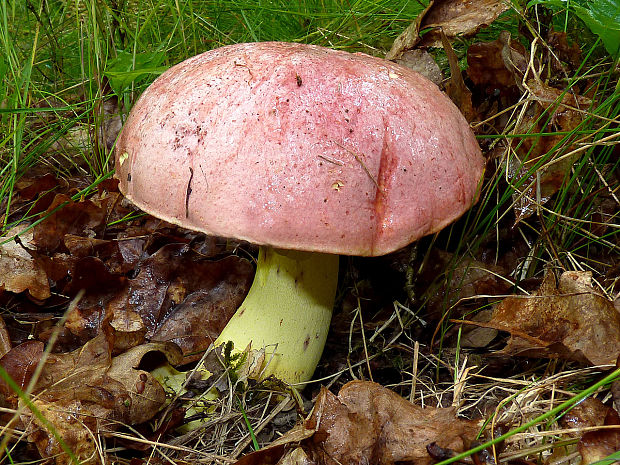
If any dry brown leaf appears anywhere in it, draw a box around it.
[490,271,620,365]
[546,29,583,73]
[386,0,511,58]
[460,309,498,348]
[33,194,106,253]
[106,341,183,424]
[508,79,592,221]
[236,381,480,465]
[441,30,477,121]
[0,316,11,358]
[16,329,183,465]
[0,226,50,300]
[578,406,620,465]
[467,31,528,94]
[385,2,433,60]
[21,398,102,465]
[420,0,512,48]
[15,173,59,202]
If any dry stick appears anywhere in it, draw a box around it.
[108,433,235,462]
[333,141,384,196]
[410,341,419,402]
[357,295,374,382]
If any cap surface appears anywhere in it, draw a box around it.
[115,42,484,256]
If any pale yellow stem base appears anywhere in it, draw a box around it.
[213,247,339,385]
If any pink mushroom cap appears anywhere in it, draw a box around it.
[115,42,484,256]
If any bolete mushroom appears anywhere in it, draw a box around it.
[115,42,484,385]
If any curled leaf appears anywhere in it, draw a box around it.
[490,271,620,365]
[0,226,50,300]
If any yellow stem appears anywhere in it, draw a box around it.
[214,247,339,385]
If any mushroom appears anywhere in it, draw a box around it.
[115,42,484,385]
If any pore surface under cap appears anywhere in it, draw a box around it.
[115,42,484,256]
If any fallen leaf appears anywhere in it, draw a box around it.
[393,49,443,85]
[467,31,528,95]
[386,0,511,58]
[236,381,480,465]
[95,93,123,152]
[0,226,50,300]
[561,397,610,432]
[106,341,183,424]
[108,243,253,362]
[33,194,106,253]
[21,398,102,465]
[0,316,11,358]
[16,327,182,465]
[441,30,477,121]
[15,173,59,202]
[459,309,498,348]
[578,407,620,465]
[385,2,433,60]
[419,0,512,48]
[152,289,243,363]
[507,79,592,221]
[489,271,620,365]
[0,340,44,404]
[546,29,583,73]
[63,256,129,343]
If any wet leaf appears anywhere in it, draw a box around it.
[236,381,480,465]
[564,398,620,465]
[33,194,106,253]
[0,226,50,300]
[0,340,44,403]
[489,271,620,365]
[561,397,610,431]
[152,287,248,364]
[62,256,129,343]
[108,244,253,362]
